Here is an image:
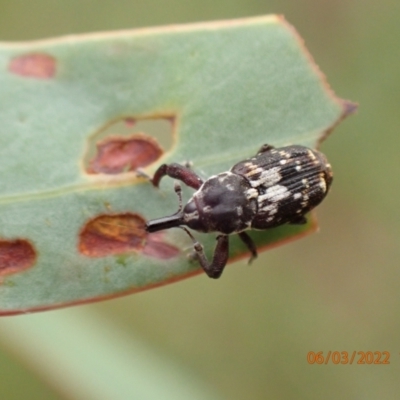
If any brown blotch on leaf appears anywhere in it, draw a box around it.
[8,53,56,79]
[79,213,180,259]
[79,213,147,257]
[124,117,135,126]
[143,232,180,259]
[87,133,163,174]
[0,239,37,276]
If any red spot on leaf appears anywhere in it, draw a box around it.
[79,213,147,257]
[8,53,56,79]
[124,117,135,126]
[143,232,180,259]
[87,133,163,174]
[0,239,36,276]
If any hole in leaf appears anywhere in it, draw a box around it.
[8,53,56,79]
[0,239,37,276]
[84,117,174,174]
[87,134,163,174]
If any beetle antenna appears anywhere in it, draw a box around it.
[174,181,183,212]
[146,181,185,233]
[179,226,197,243]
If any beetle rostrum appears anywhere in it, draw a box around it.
[146,144,333,279]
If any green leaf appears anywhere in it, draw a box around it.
[0,16,355,313]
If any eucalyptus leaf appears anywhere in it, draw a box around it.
[0,16,354,313]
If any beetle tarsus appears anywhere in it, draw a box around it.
[238,231,258,264]
[289,215,307,225]
[180,228,229,279]
[193,235,229,279]
[256,144,275,154]
[135,168,151,180]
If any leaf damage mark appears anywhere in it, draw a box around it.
[83,116,175,175]
[0,239,37,276]
[79,213,179,259]
[143,231,180,259]
[8,53,56,79]
[87,133,163,174]
[79,213,146,256]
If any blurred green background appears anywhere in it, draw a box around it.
[0,1,399,399]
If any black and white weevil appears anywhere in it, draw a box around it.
[146,144,333,279]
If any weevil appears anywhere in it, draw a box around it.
[146,144,333,278]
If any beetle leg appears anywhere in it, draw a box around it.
[238,231,258,264]
[180,228,229,279]
[256,144,275,155]
[151,163,204,189]
[289,215,307,225]
[194,235,229,279]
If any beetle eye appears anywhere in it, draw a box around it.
[184,199,197,214]
[183,200,209,232]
